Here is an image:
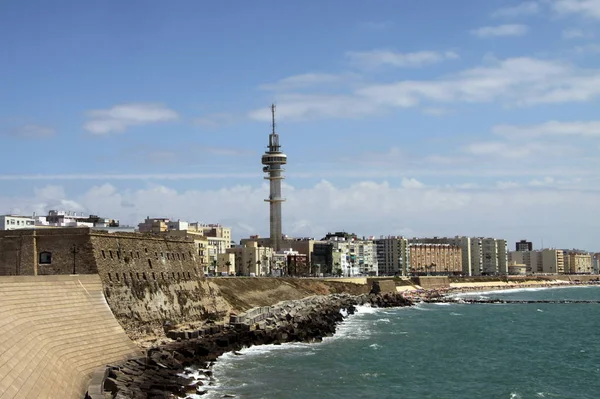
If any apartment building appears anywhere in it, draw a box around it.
[374,236,409,276]
[226,242,273,276]
[408,243,462,275]
[540,249,565,274]
[564,251,592,274]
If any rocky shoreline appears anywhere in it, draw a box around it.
[96,291,411,399]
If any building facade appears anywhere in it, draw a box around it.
[564,251,592,274]
[408,243,462,275]
[515,240,533,252]
[375,236,409,276]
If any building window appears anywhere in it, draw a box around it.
[148,259,153,269]
[167,253,170,260]
[109,250,113,259]
[39,252,52,264]
[116,251,120,260]
[101,250,106,259]
[136,251,140,258]
[182,253,186,260]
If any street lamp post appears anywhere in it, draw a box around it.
[71,244,79,274]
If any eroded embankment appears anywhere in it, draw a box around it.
[103,277,369,345]
[103,292,410,399]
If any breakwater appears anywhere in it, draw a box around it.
[99,292,411,398]
[425,298,600,304]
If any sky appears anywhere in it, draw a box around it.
[0,0,599,250]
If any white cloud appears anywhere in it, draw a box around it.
[248,93,382,122]
[422,107,452,116]
[492,2,541,17]
[4,124,55,139]
[4,180,598,250]
[574,43,600,53]
[258,73,361,91]
[249,56,600,122]
[193,113,237,128]
[552,0,600,19]
[346,50,459,69]
[464,140,574,158]
[0,173,260,181]
[470,24,530,37]
[493,120,600,138]
[83,103,179,134]
[562,28,588,39]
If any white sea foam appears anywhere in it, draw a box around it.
[450,284,591,298]
[376,318,391,323]
[433,302,452,306]
[449,312,462,316]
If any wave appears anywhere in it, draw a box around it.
[450,284,594,298]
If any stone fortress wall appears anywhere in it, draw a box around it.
[0,227,202,282]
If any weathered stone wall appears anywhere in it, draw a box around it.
[0,228,203,281]
[89,232,201,285]
[415,276,450,288]
[0,228,94,276]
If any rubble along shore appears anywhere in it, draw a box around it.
[96,291,412,399]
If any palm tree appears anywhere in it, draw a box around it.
[256,260,262,276]
[225,260,232,275]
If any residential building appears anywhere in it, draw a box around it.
[515,240,533,252]
[564,251,592,274]
[0,215,35,230]
[217,253,236,275]
[375,236,409,276]
[311,242,334,275]
[408,236,473,275]
[138,217,170,233]
[226,242,274,276]
[408,243,462,275]
[540,249,565,274]
[189,223,232,249]
[592,254,600,274]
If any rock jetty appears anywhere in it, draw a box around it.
[96,292,411,399]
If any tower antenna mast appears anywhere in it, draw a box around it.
[271,103,276,135]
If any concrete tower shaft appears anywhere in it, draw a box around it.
[261,104,286,252]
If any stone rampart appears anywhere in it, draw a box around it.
[0,228,203,284]
[0,275,140,399]
[415,276,450,288]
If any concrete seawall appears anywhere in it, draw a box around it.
[0,275,141,399]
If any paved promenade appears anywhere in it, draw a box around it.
[0,275,141,399]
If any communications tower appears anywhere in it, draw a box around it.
[261,104,287,251]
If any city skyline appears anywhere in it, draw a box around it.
[0,1,599,250]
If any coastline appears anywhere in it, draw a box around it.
[98,280,600,398]
[400,279,600,302]
[101,292,411,398]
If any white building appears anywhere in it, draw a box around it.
[0,215,35,230]
[325,236,378,277]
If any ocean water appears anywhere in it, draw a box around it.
[199,287,600,399]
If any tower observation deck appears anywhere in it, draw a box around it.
[262,104,287,252]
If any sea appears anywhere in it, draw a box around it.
[192,286,600,399]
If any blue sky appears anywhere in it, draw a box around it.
[1,0,599,250]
